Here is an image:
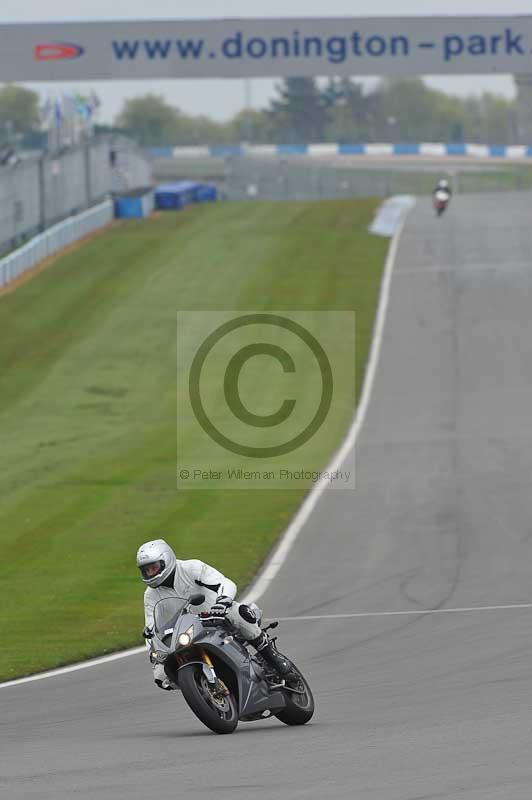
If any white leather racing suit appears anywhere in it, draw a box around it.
[144,559,262,687]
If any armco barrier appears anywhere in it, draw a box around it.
[148,143,532,159]
[0,199,113,291]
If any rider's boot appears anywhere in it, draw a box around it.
[251,633,297,683]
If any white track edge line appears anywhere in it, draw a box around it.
[0,647,146,689]
[274,603,532,621]
[0,204,412,691]
[241,207,413,606]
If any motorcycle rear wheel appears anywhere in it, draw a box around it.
[274,662,315,726]
[179,665,238,734]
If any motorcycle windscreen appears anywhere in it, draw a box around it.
[153,596,189,635]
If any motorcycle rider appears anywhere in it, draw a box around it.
[433,177,452,199]
[136,539,293,690]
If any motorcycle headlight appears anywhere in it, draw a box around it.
[178,625,195,647]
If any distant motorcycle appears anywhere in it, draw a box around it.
[144,593,314,734]
[433,189,450,217]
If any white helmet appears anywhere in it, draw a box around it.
[437,179,449,189]
[136,539,177,588]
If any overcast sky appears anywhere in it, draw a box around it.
[2,0,532,122]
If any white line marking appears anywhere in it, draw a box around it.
[396,262,532,277]
[0,202,412,691]
[274,603,532,622]
[0,647,145,690]
[241,206,414,606]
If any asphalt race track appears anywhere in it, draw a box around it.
[4,192,532,799]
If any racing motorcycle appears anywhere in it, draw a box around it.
[144,593,314,734]
[433,189,450,217]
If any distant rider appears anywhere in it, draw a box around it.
[433,178,452,200]
[136,539,293,690]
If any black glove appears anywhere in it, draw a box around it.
[207,595,233,617]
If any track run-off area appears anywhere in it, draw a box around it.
[3,192,532,799]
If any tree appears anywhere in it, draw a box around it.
[373,78,436,141]
[475,93,516,144]
[323,78,376,142]
[115,94,180,146]
[174,113,230,145]
[0,85,39,140]
[268,78,326,142]
[370,78,516,144]
[114,80,519,149]
[228,108,274,143]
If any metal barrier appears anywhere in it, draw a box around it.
[0,135,151,255]
[0,199,113,290]
[224,158,404,200]
[224,157,532,200]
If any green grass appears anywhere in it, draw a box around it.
[0,199,388,681]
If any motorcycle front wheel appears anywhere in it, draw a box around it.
[179,664,238,734]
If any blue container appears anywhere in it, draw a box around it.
[155,181,198,210]
[154,181,219,210]
[114,191,154,219]
[194,184,218,203]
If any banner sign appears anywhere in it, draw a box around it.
[2,16,532,80]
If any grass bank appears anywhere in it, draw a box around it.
[0,199,388,680]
